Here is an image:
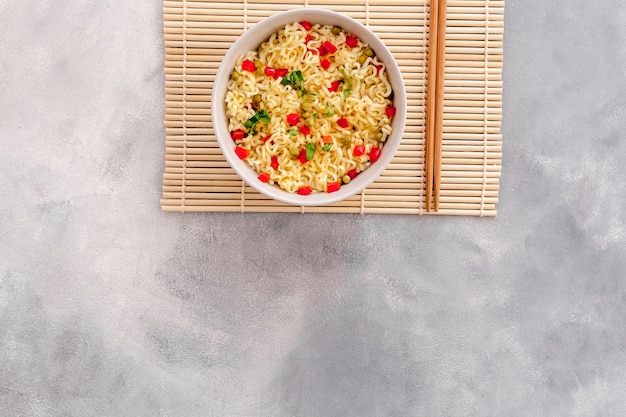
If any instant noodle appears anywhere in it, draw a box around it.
[225,21,395,195]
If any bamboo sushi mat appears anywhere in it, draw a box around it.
[161,0,504,215]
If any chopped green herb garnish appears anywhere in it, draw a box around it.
[245,109,270,132]
[306,143,316,161]
[322,143,332,152]
[282,70,306,94]
[341,68,352,99]
[281,70,303,86]
[324,104,334,117]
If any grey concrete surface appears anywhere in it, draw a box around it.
[2,1,626,416]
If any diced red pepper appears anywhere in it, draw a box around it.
[345,35,359,48]
[307,48,318,56]
[318,44,329,56]
[231,129,245,140]
[386,106,397,117]
[258,172,270,183]
[235,146,250,159]
[347,168,358,179]
[320,59,331,70]
[242,59,256,72]
[299,125,311,135]
[328,80,342,92]
[353,144,365,157]
[337,117,349,128]
[263,135,272,143]
[375,65,383,74]
[326,181,341,193]
[264,67,288,79]
[287,113,300,125]
[265,66,276,78]
[369,147,381,163]
[297,186,313,195]
[297,149,308,164]
[322,41,337,54]
[304,33,312,44]
[271,156,279,170]
[300,21,312,30]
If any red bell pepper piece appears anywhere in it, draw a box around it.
[271,156,279,170]
[299,125,311,135]
[304,33,312,44]
[353,144,365,157]
[297,149,308,164]
[345,35,359,48]
[337,117,349,128]
[231,129,245,140]
[326,181,341,193]
[263,135,272,143]
[328,80,342,92]
[235,146,250,159]
[297,186,312,195]
[300,21,312,30]
[347,168,358,179]
[287,113,300,125]
[264,67,288,79]
[369,147,381,163]
[320,59,331,70]
[318,44,329,56]
[258,172,270,183]
[322,41,337,54]
[265,66,276,78]
[242,59,256,72]
[386,106,397,117]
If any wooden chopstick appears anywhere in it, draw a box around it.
[424,0,439,212]
[425,0,447,212]
[434,0,447,211]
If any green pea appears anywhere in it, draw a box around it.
[364,48,374,57]
[375,131,384,141]
[253,60,262,75]
[358,54,367,65]
[331,26,341,35]
[231,71,240,81]
[342,175,351,185]
[253,94,262,104]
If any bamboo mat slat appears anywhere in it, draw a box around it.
[160,0,504,215]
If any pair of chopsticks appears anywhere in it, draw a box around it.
[424,0,447,212]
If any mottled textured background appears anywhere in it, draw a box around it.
[2,1,626,416]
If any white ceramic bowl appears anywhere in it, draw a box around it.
[212,8,406,206]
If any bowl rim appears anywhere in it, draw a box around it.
[212,8,407,206]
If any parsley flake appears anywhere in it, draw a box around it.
[305,143,316,161]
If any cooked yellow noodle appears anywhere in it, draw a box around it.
[225,22,394,194]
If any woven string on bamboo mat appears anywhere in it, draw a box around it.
[161,0,503,215]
